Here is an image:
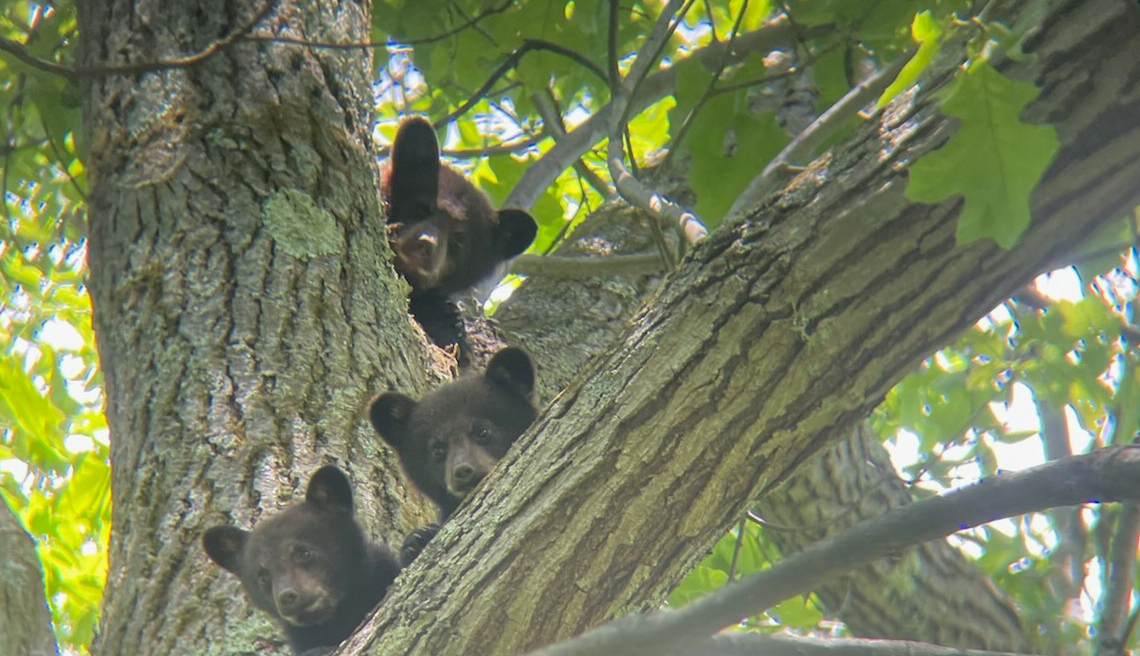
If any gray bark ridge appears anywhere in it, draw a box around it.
[355,0,1140,654]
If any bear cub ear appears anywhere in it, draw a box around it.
[202,525,249,574]
[484,347,536,401]
[369,393,418,449]
[496,209,537,259]
[388,117,441,221]
[305,466,354,514]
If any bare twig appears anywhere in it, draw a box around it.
[725,50,914,220]
[532,91,616,201]
[510,253,666,278]
[608,0,621,90]
[677,633,1034,656]
[257,0,512,48]
[519,446,1140,656]
[660,0,750,170]
[1033,397,1087,605]
[621,0,696,114]
[727,518,746,582]
[440,135,541,158]
[505,17,818,209]
[0,0,276,79]
[434,39,606,129]
[604,0,708,248]
[606,141,707,248]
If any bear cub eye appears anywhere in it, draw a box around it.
[472,425,490,444]
[257,568,272,591]
[431,442,447,462]
[293,546,314,564]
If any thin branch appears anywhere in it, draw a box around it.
[678,633,1035,656]
[510,253,667,278]
[1035,398,1086,602]
[727,518,746,582]
[532,91,616,201]
[621,0,695,113]
[0,0,276,79]
[444,0,500,45]
[252,0,512,48]
[608,0,621,90]
[406,0,512,45]
[725,49,914,220]
[519,446,1140,656]
[434,39,606,129]
[39,113,87,200]
[0,138,49,157]
[440,136,541,158]
[1123,605,1140,653]
[607,140,708,247]
[505,17,823,209]
[603,0,708,248]
[660,0,750,170]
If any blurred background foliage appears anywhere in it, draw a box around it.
[2,0,1137,652]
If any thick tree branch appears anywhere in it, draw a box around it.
[754,423,1027,649]
[352,2,1140,655]
[511,253,665,278]
[519,446,1140,656]
[679,633,1033,656]
[0,500,58,656]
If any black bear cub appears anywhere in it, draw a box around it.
[382,117,537,363]
[203,466,400,656]
[369,347,537,562]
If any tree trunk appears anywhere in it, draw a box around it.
[354,1,1140,654]
[0,499,58,656]
[76,1,438,654]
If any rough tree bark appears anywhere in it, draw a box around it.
[353,1,1140,654]
[0,499,58,656]
[76,1,440,654]
[73,0,1140,655]
[497,205,1027,652]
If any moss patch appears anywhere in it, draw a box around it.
[262,188,345,260]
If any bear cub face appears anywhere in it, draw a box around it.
[369,347,538,519]
[203,466,399,655]
[382,116,537,298]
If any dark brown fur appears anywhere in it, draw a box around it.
[381,117,536,361]
[203,467,400,655]
[369,347,537,563]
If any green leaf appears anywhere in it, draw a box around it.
[878,11,943,107]
[668,564,729,607]
[768,595,824,630]
[906,61,1059,249]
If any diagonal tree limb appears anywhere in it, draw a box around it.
[520,446,1140,656]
